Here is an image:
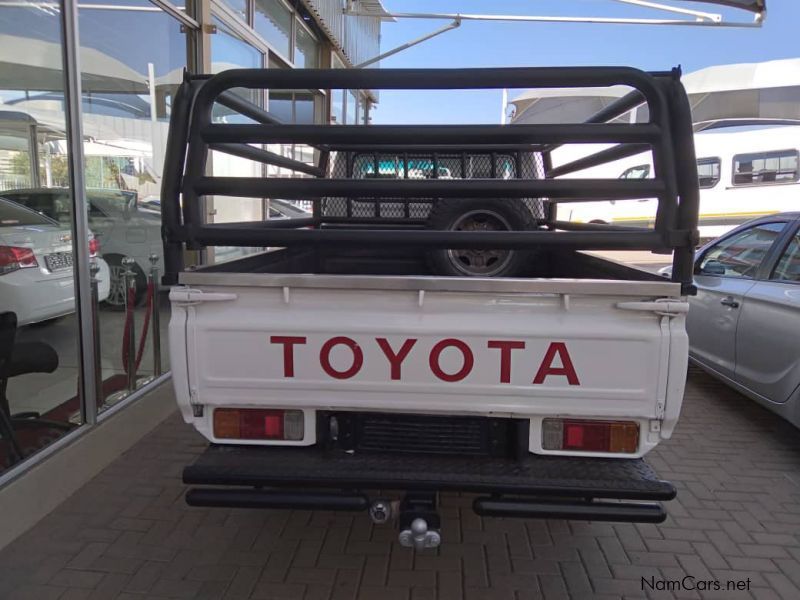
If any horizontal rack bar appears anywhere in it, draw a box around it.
[551,220,646,232]
[539,90,648,154]
[327,144,543,153]
[201,123,662,146]
[189,227,673,250]
[197,66,669,93]
[205,217,317,229]
[193,177,666,199]
[320,217,427,226]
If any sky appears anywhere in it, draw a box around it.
[371,0,800,124]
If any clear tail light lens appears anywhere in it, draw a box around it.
[542,418,639,454]
[213,408,304,441]
[0,246,38,275]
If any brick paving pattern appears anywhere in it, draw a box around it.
[1,366,799,599]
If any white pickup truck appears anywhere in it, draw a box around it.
[161,66,700,549]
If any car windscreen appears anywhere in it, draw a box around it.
[0,198,58,227]
[87,190,136,216]
[1,190,70,224]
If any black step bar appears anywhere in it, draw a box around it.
[186,488,369,511]
[473,497,666,523]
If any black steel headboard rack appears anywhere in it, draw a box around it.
[161,67,699,294]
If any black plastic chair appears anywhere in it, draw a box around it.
[0,311,65,466]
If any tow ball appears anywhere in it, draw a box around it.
[399,518,441,550]
[396,492,442,550]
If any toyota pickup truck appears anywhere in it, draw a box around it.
[161,66,699,549]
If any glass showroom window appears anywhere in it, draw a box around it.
[254,0,292,60]
[74,0,192,409]
[345,90,358,125]
[0,0,84,473]
[210,18,266,262]
[295,20,320,69]
[222,0,248,22]
[330,55,346,124]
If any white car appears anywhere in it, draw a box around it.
[0,197,110,326]
[1,188,162,308]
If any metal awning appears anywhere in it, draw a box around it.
[348,0,766,28]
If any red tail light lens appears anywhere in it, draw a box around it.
[542,419,639,454]
[0,246,38,275]
[213,408,304,441]
[88,237,99,257]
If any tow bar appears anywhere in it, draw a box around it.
[367,493,442,550]
[396,492,442,550]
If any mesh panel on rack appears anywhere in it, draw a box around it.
[322,150,547,222]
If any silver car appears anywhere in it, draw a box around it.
[686,212,800,426]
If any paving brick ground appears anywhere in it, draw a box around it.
[2,366,800,600]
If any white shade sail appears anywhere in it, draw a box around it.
[510,56,800,125]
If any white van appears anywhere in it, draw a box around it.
[558,121,800,241]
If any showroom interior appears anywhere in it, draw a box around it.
[0,0,383,505]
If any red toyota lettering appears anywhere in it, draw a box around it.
[320,336,363,379]
[487,340,526,383]
[429,338,474,382]
[532,342,580,386]
[269,335,307,377]
[376,338,417,380]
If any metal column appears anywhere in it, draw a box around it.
[60,0,99,425]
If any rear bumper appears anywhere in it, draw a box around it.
[183,445,675,523]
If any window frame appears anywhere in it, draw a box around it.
[769,221,800,285]
[212,0,321,70]
[731,149,800,188]
[619,164,650,180]
[696,220,790,280]
[696,156,721,189]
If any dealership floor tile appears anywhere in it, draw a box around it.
[1,367,799,599]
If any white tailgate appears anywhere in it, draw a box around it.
[170,277,687,456]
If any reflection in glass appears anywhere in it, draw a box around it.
[295,22,319,69]
[213,18,263,123]
[221,0,248,22]
[295,91,316,125]
[346,90,357,125]
[74,0,180,410]
[254,0,292,59]
[331,88,344,124]
[211,16,265,262]
[268,90,293,123]
[0,0,84,471]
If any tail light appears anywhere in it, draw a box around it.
[88,237,99,257]
[542,418,639,454]
[0,246,38,275]
[213,408,304,441]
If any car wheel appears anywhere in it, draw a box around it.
[426,198,539,277]
[104,254,147,310]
